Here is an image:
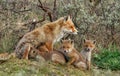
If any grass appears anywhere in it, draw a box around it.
[93,44,120,70]
[0,38,120,75]
[0,33,18,53]
[0,58,90,76]
[0,33,120,75]
[0,57,120,76]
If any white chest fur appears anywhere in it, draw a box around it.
[81,50,91,62]
[53,31,65,43]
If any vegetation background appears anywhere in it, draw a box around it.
[0,0,120,76]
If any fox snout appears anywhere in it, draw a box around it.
[63,49,71,53]
[72,29,78,34]
[84,48,90,52]
[64,50,66,53]
[64,50,68,53]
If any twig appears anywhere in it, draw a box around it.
[53,0,57,20]
[38,1,53,22]
[24,13,46,25]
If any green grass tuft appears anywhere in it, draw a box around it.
[93,45,120,70]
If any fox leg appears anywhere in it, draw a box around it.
[51,52,66,65]
[67,57,75,65]
[45,42,53,52]
[22,44,31,59]
[74,61,87,70]
[86,59,91,70]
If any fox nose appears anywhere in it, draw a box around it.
[64,50,67,53]
[87,48,90,51]
[64,50,69,53]
[85,48,90,52]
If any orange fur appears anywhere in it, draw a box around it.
[22,44,30,59]
[32,31,40,37]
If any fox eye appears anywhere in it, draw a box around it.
[90,45,93,47]
[70,26,73,28]
[63,46,65,48]
[33,51,36,54]
[85,45,88,47]
[67,47,70,48]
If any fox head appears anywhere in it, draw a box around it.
[29,47,38,59]
[61,39,74,53]
[61,16,78,34]
[83,39,96,52]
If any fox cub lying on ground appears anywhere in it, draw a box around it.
[61,39,95,70]
[15,16,78,59]
[38,43,68,64]
[28,42,68,64]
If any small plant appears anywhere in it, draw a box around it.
[93,45,120,70]
[0,33,18,53]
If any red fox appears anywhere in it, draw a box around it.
[15,16,78,59]
[60,39,86,69]
[80,39,96,70]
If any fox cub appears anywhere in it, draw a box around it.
[60,39,86,69]
[81,39,96,70]
[15,16,78,59]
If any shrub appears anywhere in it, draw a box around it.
[93,45,120,70]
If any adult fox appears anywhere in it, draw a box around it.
[15,16,78,59]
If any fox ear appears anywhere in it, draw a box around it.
[64,15,71,21]
[69,15,72,19]
[71,40,74,44]
[60,39,63,43]
[64,16,68,21]
[93,40,96,44]
[67,15,71,20]
[83,39,87,43]
[68,38,71,40]
[40,42,46,46]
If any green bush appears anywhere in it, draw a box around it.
[93,45,120,70]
